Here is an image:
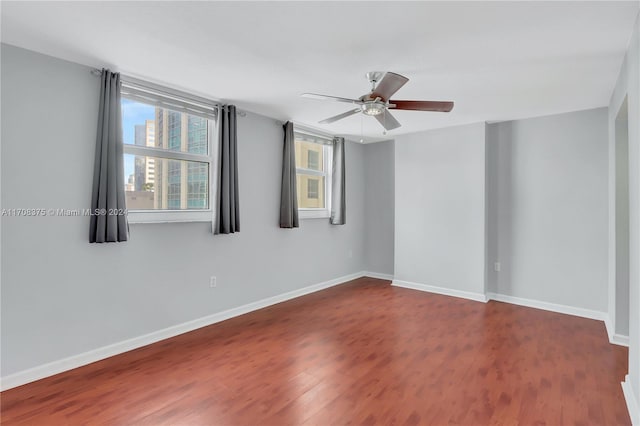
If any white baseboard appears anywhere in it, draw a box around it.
[486,292,607,322]
[392,279,488,303]
[604,315,630,347]
[605,315,615,341]
[612,334,631,347]
[0,271,366,391]
[622,375,640,425]
[364,271,394,281]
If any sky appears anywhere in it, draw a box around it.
[122,99,155,181]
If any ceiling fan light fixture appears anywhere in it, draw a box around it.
[362,102,385,116]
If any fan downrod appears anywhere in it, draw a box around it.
[365,71,384,92]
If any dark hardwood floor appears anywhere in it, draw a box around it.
[1,277,630,425]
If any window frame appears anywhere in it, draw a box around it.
[294,129,333,220]
[121,79,218,224]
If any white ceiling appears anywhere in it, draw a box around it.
[2,1,638,142]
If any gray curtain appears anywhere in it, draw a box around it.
[89,69,129,243]
[280,121,299,228]
[215,105,240,234]
[330,137,346,225]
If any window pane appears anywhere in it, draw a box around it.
[124,154,209,210]
[295,140,323,171]
[296,174,325,209]
[122,98,209,155]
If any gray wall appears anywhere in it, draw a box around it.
[0,44,367,377]
[364,140,394,276]
[394,123,486,295]
[395,110,609,312]
[488,109,609,312]
[485,123,504,295]
[609,12,640,411]
[615,103,630,336]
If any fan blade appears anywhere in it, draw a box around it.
[319,109,361,124]
[390,100,454,112]
[371,72,409,101]
[374,110,401,130]
[302,93,363,105]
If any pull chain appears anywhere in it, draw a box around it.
[383,111,387,135]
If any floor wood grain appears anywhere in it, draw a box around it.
[1,277,630,425]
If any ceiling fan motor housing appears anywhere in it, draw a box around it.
[361,101,386,116]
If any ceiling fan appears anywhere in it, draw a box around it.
[301,71,454,131]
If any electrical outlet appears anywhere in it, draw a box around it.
[494,262,501,272]
[210,276,217,288]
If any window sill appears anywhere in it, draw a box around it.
[299,209,330,220]
[128,210,212,224]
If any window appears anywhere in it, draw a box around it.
[294,130,332,219]
[307,150,319,170]
[307,179,319,199]
[121,79,217,223]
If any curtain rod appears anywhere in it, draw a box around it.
[89,68,246,117]
[292,122,364,145]
[292,123,336,141]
